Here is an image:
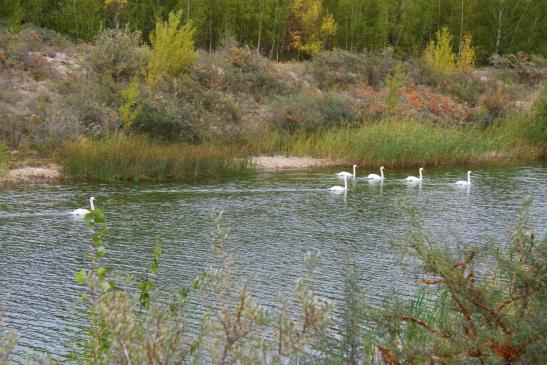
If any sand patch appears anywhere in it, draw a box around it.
[252,155,338,170]
[5,164,62,182]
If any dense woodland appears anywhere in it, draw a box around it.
[1,0,546,61]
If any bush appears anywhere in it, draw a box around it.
[87,27,143,82]
[482,89,509,124]
[147,10,196,87]
[198,41,287,97]
[271,92,324,132]
[320,93,357,125]
[438,71,484,106]
[271,91,357,133]
[309,48,397,89]
[424,27,456,76]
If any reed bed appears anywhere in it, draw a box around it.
[61,136,255,182]
[249,117,545,168]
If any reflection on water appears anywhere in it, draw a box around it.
[0,164,546,359]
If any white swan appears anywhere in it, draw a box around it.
[405,167,424,182]
[366,166,384,180]
[72,197,95,215]
[455,171,472,186]
[329,176,348,192]
[336,164,357,178]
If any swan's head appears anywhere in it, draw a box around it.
[419,167,424,172]
[90,197,96,202]
[467,170,472,175]
[380,166,384,170]
[353,164,357,168]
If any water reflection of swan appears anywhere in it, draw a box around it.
[367,166,384,180]
[336,165,357,178]
[405,167,423,182]
[329,176,348,192]
[72,197,95,215]
[456,171,472,186]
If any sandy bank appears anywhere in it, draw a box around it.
[3,164,62,184]
[252,155,338,170]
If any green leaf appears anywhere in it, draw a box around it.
[97,245,107,257]
[100,281,111,292]
[75,270,86,285]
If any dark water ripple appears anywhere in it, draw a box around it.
[0,165,546,360]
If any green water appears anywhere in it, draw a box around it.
[1,164,546,359]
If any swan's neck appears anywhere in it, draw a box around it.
[419,169,423,180]
[380,168,384,179]
[353,166,356,177]
[344,178,348,190]
[467,172,471,184]
[90,199,95,211]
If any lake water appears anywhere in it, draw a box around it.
[1,164,546,360]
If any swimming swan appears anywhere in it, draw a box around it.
[336,165,357,178]
[455,171,472,186]
[366,166,384,180]
[405,167,424,182]
[72,197,95,215]
[329,176,348,192]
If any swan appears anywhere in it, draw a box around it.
[72,197,95,216]
[366,166,385,180]
[455,171,472,186]
[329,176,348,192]
[405,167,424,182]
[336,165,357,178]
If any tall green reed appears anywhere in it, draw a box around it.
[60,135,256,182]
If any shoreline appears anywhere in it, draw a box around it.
[1,155,545,185]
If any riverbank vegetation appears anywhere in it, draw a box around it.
[1,199,544,364]
[0,3,546,182]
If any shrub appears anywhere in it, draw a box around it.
[198,42,287,97]
[309,48,397,89]
[374,198,547,364]
[147,10,196,87]
[271,92,324,132]
[424,27,456,76]
[457,33,475,71]
[87,27,143,82]
[438,71,484,106]
[320,93,357,125]
[482,89,509,124]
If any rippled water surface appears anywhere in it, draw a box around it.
[1,164,546,359]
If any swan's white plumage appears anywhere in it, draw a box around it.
[329,176,348,192]
[456,171,472,186]
[367,166,384,180]
[72,197,95,216]
[405,167,424,182]
[336,165,357,178]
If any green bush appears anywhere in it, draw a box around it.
[271,92,324,132]
[320,93,357,125]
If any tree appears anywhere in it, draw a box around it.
[147,10,197,87]
[457,32,475,71]
[286,0,337,56]
[424,27,456,75]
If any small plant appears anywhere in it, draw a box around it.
[0,312,19,365]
